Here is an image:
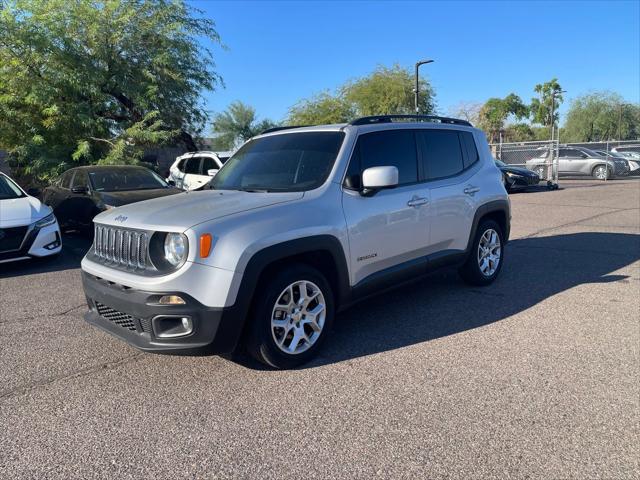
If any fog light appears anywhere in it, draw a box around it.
[153,315,193,338]
[158,295,186,305]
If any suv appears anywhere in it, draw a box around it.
[167,151,233,191]
[81,115,510,368]
[526,146,629,180]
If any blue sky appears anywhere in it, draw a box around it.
[193,0,640,125]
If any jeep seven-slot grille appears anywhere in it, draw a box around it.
[95,301,137,331]
[93,225,148,270]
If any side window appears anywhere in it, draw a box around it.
[72,170,88,189]
[177,158,188,172]
[459,131,479,169]
[419,130,464,180]
[183,157,201,175]
[201,157,217,175]
[60,171,74,189]
[559,148,571,158]
[357,130,418,185]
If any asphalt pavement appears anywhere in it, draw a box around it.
[1,178,639,479]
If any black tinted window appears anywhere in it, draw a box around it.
[72,170,88,189]
[460,131,479,169]
[88,168,168,192]
[420,130,464,180]
[357,130,418,185]
[184,157,201,174]
[60,171,74,189]
[201,157,217,174]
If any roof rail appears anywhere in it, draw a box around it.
[349,115,472,127]
[260,125,308,135]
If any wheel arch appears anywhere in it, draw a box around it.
[215,235,350,352]
[465,200,511,253]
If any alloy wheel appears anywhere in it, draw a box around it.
[271,280,326,355]
[477,228,501,277]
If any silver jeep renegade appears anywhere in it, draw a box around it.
[81,115,510,368]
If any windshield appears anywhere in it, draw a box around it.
[89,168,169,192]
[0,175,25,200]
[210,131,345,192]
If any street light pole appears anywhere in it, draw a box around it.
[414,60,434,114]
[550,89,566,186]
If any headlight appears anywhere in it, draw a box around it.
[34,212,56,228]
[506,172,523,179]
[164,233,188,267]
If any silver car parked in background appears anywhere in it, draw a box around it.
[526,146,630,180]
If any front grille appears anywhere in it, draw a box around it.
[0,226,28,252]
[93,225,148,270]
[95,301,137,331]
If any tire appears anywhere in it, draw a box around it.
[534,165,547,179]
[592,164,610,181]
[459,219,505,286]
[246,264,334,369]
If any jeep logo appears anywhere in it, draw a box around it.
[113,215,128,223]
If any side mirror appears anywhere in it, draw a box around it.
[361,166,399,196]
[71,186,88,194]
[207,169,219,177]
[27,187,41,197]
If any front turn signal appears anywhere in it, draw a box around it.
[200,233,212,258]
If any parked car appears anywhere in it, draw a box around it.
[42,165,181,233]
[611,144,640,156]
[0,172,62,264]
[526,146,629,180]
[167,151,233,191]
[495,159,540,191]
[594,150,640,175]
[81,115,510,368]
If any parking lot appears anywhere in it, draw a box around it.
[1,178,638,479]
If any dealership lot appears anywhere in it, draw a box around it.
[1,179,638,479]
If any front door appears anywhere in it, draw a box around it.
[342,129,430,286]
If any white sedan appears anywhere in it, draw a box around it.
[0,172,62,264]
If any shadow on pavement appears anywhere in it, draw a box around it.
[231,232,639,369]
[0,233,92,278]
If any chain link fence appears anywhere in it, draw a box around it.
[490,140,559,183]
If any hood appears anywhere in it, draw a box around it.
[499,165,538,176]
[0,195,51,228]
[94,189,304,231]
[98,187,181,206]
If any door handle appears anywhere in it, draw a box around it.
[407,196,429,207]
[464,185,480,196]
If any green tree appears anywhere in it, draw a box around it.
[0,0,222,182]
[477,94,529,143]
[288,92,356,126]
[344,64,436,116]
[287,64,436,125]
[562,92,640,142]
[530,78,563,127]
[210,101,278,150]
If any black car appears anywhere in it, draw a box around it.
[42,165,181,233]
[495,159,540,192]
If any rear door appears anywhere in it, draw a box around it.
[418,129,479,254]
[342,129,430,285]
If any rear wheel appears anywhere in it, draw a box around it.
[459,220,504,286]
[246,264,334,369]
[534,165,547,179]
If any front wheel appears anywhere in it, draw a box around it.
[592,165,610,181]
[246,265,334,369]
[459,220,504,286]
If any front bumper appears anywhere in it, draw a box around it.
[0,222,62,263]
[81,271,244,353]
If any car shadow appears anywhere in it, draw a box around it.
[230,232,639,370]
[0,233,92,278]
